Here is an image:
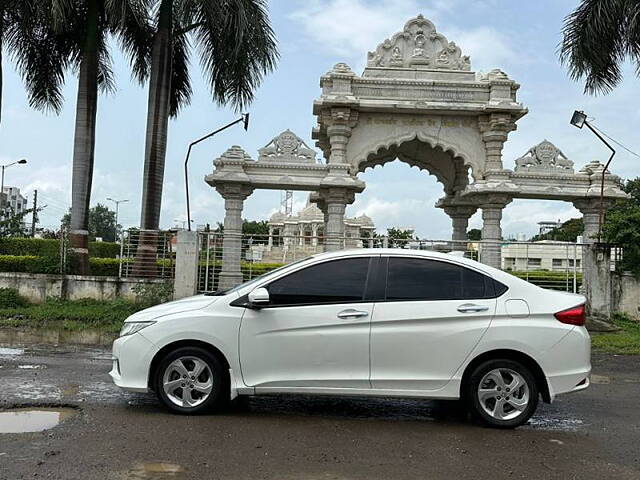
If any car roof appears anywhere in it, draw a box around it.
[309,248,495,273]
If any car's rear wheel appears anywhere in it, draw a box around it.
[154,346,228,414]
[465,359,538,428]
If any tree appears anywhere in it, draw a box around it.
[603,178,640,276]
[467,228,482,241]
[137,0,278,232]
[560,0,640,93]
[0,204,42,237]
[62,203,118,242]
[386,227,415,248]
[15,1,150,274]
[531,218,584,242]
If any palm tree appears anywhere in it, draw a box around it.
[560,0,640,94]
[138,0,278,232]
[12,0,151,274]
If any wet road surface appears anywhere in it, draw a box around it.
[0,344,639,479]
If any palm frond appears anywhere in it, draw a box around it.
[193,0,278,110]
[107,0,153,83]
[560,0,633,94]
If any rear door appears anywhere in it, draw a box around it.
[370,256,497,391]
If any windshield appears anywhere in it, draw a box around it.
[205,258,311,296]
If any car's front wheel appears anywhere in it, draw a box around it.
[466,359,539,428]
[154,346,228,414]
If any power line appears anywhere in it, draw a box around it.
[589,121,640,159]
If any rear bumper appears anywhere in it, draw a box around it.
[109,332,157,393]
[544,326,591,401]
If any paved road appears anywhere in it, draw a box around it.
[0,344,639,480]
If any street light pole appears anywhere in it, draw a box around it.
[184,113,250,231]
[107,197,129,241]
[0,159,27,209]
[570,111,616,242]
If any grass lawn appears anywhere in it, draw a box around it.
[591,313,640,355]
[0,298,145,334]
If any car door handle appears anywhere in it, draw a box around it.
[337,309,369,319]
[457,304,489,313]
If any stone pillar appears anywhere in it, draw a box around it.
[480,198,511,269]
[268,226,273,247]
[283,221,296,246]
[443,206,477,252]
[478,113,517,175]
[574,198,612,321]
[318,188,353,252]
[173,230,199,299]
[299,224,305,246]
[312,224,318,246]
[217,185,252,290]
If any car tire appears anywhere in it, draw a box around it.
[465,359,539,429]
[154,346,229,414]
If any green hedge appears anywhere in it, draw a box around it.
[0,237,120,258]
[0,255,121,276]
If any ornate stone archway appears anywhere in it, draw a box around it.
[207,14,628,316]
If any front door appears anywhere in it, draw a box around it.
[240,256,375,389]
[370,256,497,391]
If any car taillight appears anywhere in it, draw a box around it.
[554,304,586,326]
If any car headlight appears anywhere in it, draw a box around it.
[119,321,156,337]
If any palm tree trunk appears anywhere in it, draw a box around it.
[69,0,99,274]
[134,0,172,277]
[140,0,172,229]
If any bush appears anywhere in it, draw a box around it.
[132,281,173,308]
[0,237,119,258]
[88,258,121,276]
[0,288,29,308]
[0,254,61,274]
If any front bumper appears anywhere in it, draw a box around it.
[109,332,157,393]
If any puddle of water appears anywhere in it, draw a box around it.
[126,463,186,479]
[0,408,76,434]
[527,416,584,431]
[0,347,24,356]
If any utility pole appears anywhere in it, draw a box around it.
[31,190,38,237]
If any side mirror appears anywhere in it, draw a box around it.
[247,287,270,308]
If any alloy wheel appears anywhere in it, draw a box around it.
[477,368,530,421]
[162,356,214,408]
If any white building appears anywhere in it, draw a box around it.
[2,187,28,213]
[501,240,582,272]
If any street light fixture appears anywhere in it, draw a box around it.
[184,113,250,231]
[569,110,616,242]
[106,197,128,240]
[0,159,28,209]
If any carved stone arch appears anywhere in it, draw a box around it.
[349,131,481,194]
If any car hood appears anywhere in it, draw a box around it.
[125,295,218,323]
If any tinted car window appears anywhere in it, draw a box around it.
[267,258,370,306]
[386,257,501,301]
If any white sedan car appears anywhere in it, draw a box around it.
[110,249,590,428]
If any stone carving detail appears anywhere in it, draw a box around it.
[258,129,317,164]
[514,140,574,174]
[367,14,471,71]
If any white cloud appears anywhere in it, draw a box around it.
[290,0,515,73]
[290,0,430,62]
[449,27,517,71]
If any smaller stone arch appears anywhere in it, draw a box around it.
[349,131,480,195]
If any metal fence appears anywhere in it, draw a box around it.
[195,232,592,294]
[118,229,175,279]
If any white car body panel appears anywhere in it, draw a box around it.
[110,249,591,405]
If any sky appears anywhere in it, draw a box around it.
[1,0,639,239]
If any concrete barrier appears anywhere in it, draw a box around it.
[0,272,167,304]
